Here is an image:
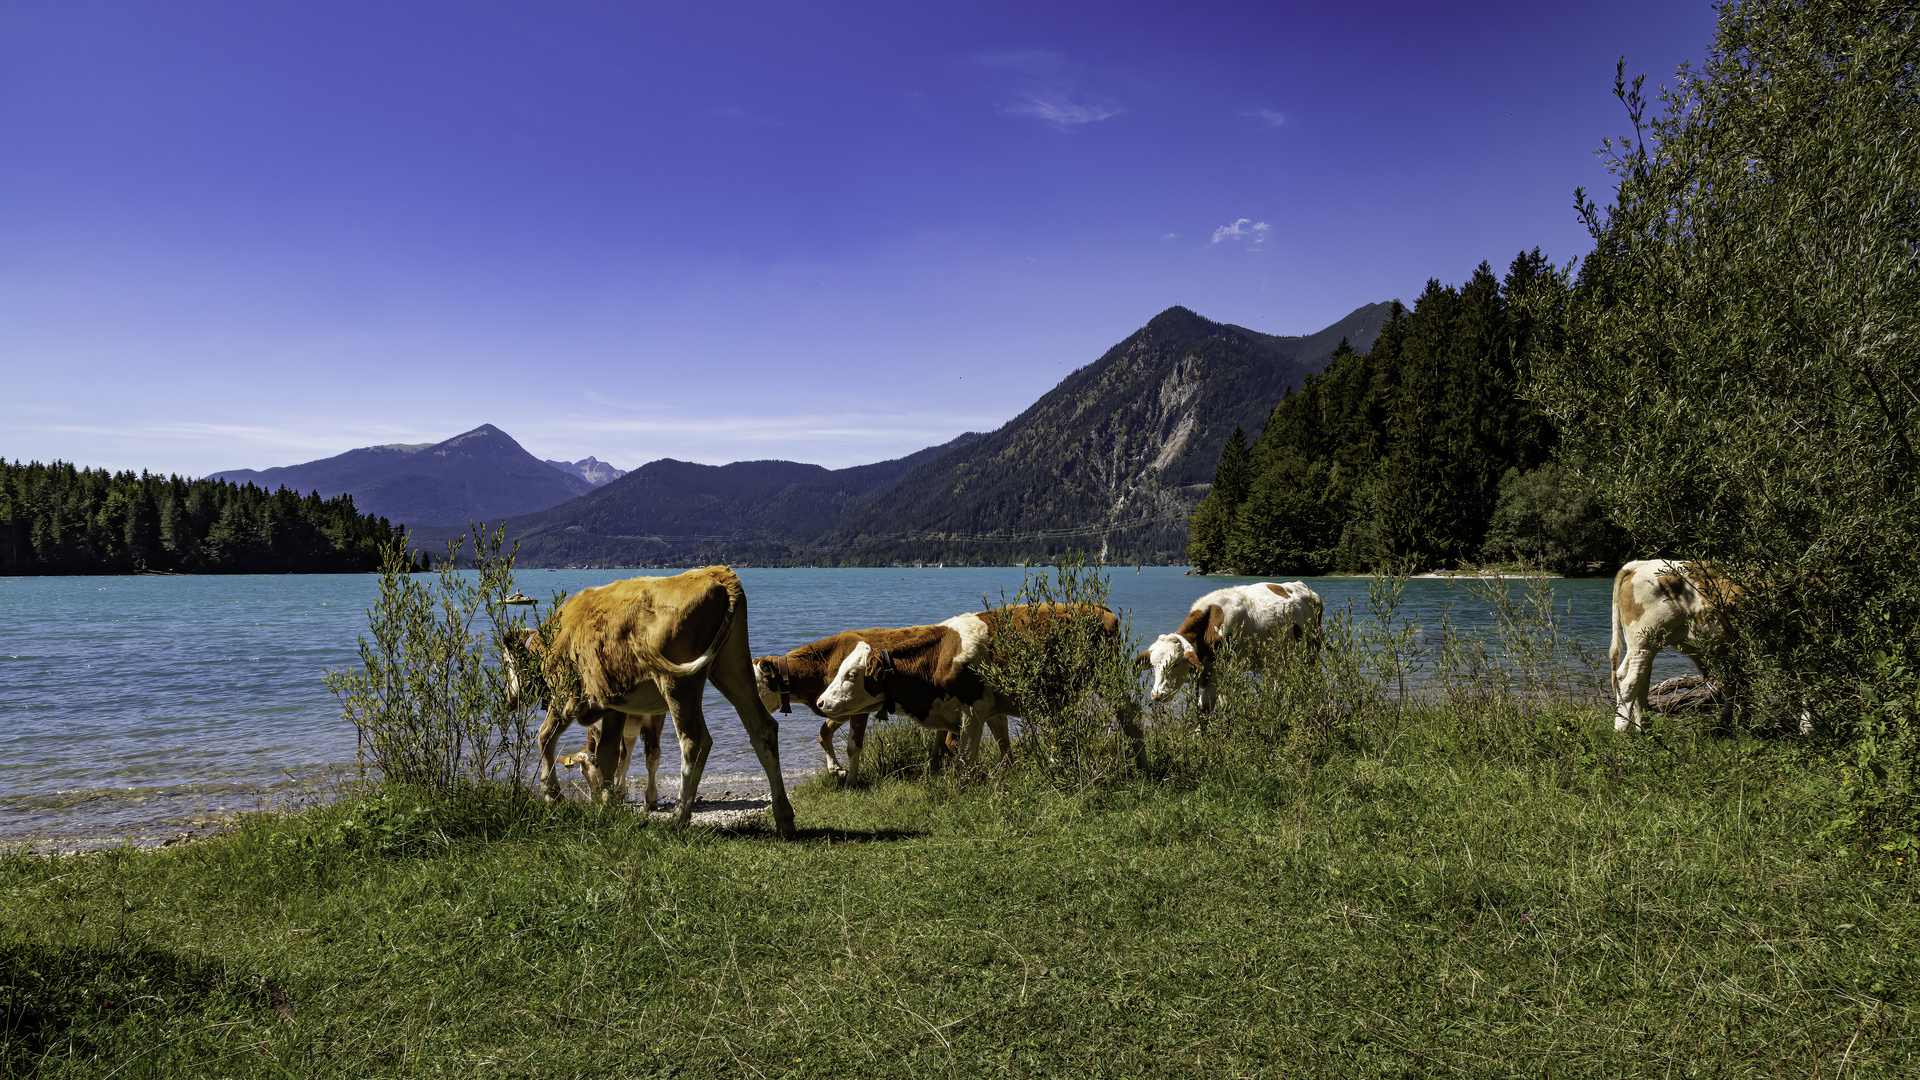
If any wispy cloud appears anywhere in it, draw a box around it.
[1211,218,1271,244]
[1240,108,1285,129]
[978,49,1123,131]
[1001,94,1122,128]
[1162,232,1178,240]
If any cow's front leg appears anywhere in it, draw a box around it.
[818,718,848,778]
[955,708,988,769]
[535,708,573,802]
[846,714,868,786]
[640,713,665,811]
[985,714,1013,766]
[591,714,625,805]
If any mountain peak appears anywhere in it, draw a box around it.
[208,423,594,527]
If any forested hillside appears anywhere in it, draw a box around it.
[0,460,395,575]
[1187,252,1626,575]
[422,434,986,567]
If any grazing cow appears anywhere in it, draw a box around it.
[503,566,795,838]
[1135,582,1324,711]
[814,603,1132,769]
[755,628,1013,784]
[1610,560,1737,733]
[556,712,668,810]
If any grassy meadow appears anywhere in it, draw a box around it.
[2,696,1914,1078]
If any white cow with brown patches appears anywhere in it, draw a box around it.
[1609,560,1737,732]
[1135,581,1324,711]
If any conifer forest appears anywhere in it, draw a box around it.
[0,459,396,575]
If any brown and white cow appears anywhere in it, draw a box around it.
[1610,559,1737,733]
[755,626,1013,783]
[503,566,795,838]
[556,712,668,810]
[1134,582,1324,711]
[813,603,1134,769]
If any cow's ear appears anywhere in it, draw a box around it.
[1132,649,1153,671]
[1183,650,1202,670]
[863,648,885,678]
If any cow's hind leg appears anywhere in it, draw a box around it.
[660,678,715,826]
[711,661,797,839]
[1614,642,1657,733]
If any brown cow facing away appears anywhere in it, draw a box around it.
[505,566,795,838]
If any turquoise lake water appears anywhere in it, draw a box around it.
[0,567,1686,849]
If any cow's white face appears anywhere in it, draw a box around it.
[500,629,538,705]
[816,641,880,715]
[1144,634,1199,702]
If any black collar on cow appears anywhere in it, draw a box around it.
[871,647,897,721]
[773,655,795,715]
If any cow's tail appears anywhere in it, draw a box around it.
[655,569,742,678]
[1608,572,1623,690]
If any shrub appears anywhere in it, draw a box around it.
[324,525,542,795]
[975,553,1146,792]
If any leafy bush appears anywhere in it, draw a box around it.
[1525,0,1920,860]
[324,526,541,794]
[975,553,1146,792]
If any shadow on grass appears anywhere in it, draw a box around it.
[1,940,268,1072]
[718,823,930,844]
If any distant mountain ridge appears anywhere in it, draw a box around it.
[210,424,596,527]
[414,433,987,565]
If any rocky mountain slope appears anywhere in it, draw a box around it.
[210,424,596,527]
[817,302,1392,564]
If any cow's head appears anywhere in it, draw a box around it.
[1137,633,1202,703]
[816,640,884,715]
[499,628,541,706]
[753,656,787,714]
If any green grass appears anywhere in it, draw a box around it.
[2,706,1915,1078]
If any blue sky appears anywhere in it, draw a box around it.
[1,1,1719,476]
